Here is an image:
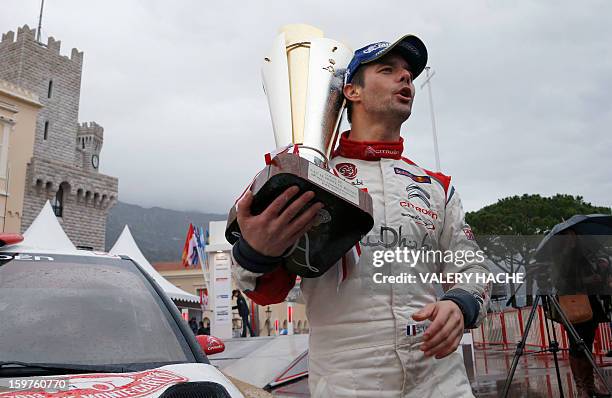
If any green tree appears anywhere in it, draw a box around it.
[465,194,611,307]
[466,194,611,235]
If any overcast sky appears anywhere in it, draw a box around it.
[2,0,611,214]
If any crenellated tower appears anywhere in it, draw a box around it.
[76,122,104,173]
[0,25,118,250]
[0,25,83,164]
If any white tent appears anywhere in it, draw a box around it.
[109,225,200,303]
[8,201,77,253]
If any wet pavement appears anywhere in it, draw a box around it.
[472,347,612,397]
[271,348,612,397]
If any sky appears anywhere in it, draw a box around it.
[1,0,611,214]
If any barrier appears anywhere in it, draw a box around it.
[474,307,548,351]
[472,306,612,364]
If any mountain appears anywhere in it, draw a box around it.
[105,201,227,262]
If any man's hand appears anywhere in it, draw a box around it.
[236,186,324,257]
[412,301,464,359]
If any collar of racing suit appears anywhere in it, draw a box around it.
[332,131,404,161]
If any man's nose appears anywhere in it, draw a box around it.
[399,69,413,84]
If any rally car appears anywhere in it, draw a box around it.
[0,233,245,398]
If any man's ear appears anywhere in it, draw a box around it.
[343,83,360,103]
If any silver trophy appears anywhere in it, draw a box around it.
[226,24,374,278]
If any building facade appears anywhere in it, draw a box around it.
[153,259,308,337]
[153,261,208,325]
[0,80,42,232]
[0,25,117,249]
[256,296,309,337]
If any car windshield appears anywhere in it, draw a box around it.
[0,253,195,370]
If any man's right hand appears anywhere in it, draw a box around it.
[236,186,324,257]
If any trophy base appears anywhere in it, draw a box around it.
[226,153,373,278]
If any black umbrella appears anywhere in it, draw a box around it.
[534,214,612,260]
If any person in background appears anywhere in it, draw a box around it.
[233,289,255,337]
[188,317,198,335]
[553,230,611,398]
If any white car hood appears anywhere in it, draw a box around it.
[0,363,244,398]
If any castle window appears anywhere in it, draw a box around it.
[52,185,64,217]
[47,80,53,98]
[43,121,49,140]
[81,138,85,149]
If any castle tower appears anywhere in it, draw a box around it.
[0,25,118,250]
[77,122,103,173]
[0,25,83,164]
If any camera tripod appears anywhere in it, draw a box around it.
[502,294,611,397]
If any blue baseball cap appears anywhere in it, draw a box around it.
[345,34,428,85]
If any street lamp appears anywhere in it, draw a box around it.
[420,66,441,172]
[265,306,272,336]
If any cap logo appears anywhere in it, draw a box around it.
[363,42,389,54]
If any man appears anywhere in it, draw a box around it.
[232,289,255,337]
[551,230,611,397]
[232,34,491,397]
[188,317,198,335]
[196,320,210,336]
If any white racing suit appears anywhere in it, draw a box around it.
[232,132,491,397]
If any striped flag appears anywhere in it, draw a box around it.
[196,226,208,270]
[188,227,199,267]
[181,224,194,267]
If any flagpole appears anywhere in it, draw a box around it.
[420,66,441,172]
[36,0,45,42]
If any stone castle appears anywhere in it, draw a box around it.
[0,25,118,250]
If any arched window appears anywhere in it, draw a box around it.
[52,185,64,217]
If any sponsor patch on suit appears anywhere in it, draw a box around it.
[394,167,431,184]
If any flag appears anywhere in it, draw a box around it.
[195,226,205,250]
[181,224,194,267]
[188,227,199,267]
[200,288,209,308]
[195,226,207,270]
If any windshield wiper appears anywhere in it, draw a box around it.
[0,361,130,376]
